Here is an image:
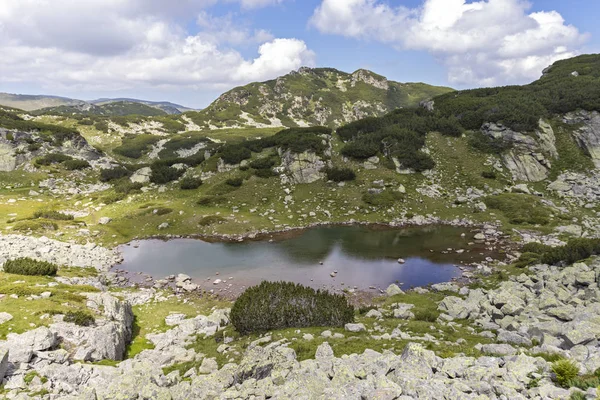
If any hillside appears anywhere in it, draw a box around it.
[184,67,453,129]
[0,92,86,111]
[34,101,170,117]
[0,93,193,115]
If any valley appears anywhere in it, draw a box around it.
[1,57,600,399]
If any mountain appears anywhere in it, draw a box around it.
[91,98,194,114]
[183,67,453,129]
[0,92,86,111]
[0,92,193,115]
[33,101,170,117]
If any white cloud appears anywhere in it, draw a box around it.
[196,12,275,45]
[0,0,310,93]
[310,0,589,86]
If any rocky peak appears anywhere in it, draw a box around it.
[351,69,389,90]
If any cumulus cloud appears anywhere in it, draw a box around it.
[310,0,589,86]
[0,0,308,93]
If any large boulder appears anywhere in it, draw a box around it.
[130,167,152,184]
[481,120,557,182]
[0,349,8,382]
[564,110,600,167]
[279,150,327,184]
[0,327,57,363]
[49,293,133,361]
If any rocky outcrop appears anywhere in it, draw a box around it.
[130,166,152,184]
[439,259,600,374]
[564,110,600,167]
[49,293,133,361]
[482,120,557,182]
[279,150,327,184]
[0,127,103,172]
[0,234,121,271]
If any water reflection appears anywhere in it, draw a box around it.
[117,225,485,290]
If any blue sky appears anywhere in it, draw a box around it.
[0,0,598,108]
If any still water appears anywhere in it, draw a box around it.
[117,225,489,291]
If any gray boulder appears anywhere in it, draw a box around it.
[386,284,404,296]
[0,326,56,363]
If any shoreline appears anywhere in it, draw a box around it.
[110,218,513,300]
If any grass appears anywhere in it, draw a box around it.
[0,271,100,339]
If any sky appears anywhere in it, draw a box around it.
[0,0,599,109]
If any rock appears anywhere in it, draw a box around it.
[98,217,112,225]
[0,326,56,363]
[562,321,600,347]
[431,282,460,293]
[344,323,366,332]
[365,309,383,319]
[198,357,219,374]
[480,344,517,356]
[497,330,532,347]
[158,222,169,230]
[280,149,326,184]
[50,293,133,362]
[386,284,404,296]
[393,303,415,320]
[564,110,600,167]
[165,314,187,326]
[474,233,486,241]
[0,349,8,382]
[315,342,334,359]
[130,167,152,184]
[397,258,406,264]
[0,312,13,325]
[302,333,314,341]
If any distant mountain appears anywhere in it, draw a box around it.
[0,93,194,115]
[183,67,453,129]
[90,98,195,114]
[33,101,170,117]
[0,93,86,111]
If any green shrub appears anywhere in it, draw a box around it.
[198,215,227,226]
[253,168,277,178]
[63,159,91,170]
[154,207,173,216]
[27,143,41,152]
[220,145,252,165]
[197,196,219,206]
[100,167,132,182]
[325,167,356,182]
[541,238,600,265]
[413,310,438,322]
[249,157,278,170]
[362,191,404,207]
[32,210,74,220]
[514,252,542,268]
[150,164,185,184]
[4,258,58,276]
[552,359,580,387]
[5,132,14,141]
[34,153,73,166]
[94,121,109,132]
[64,310,95,327]
[468,131,513,154]
[13,220,58,232]
[180,177,203,190]
[484,194,550,225]
[569,392,586,400]
[101,192,126,204]
[230,281,355,335]
[481,171,497,179]
[225,177,243,187]
[114,181,143,194]
[114,134,160,159]
[341,141,379,159]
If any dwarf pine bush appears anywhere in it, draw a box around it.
[230,281,354,335]
[4,258,58,276]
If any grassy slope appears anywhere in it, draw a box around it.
[184,68,453,129]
